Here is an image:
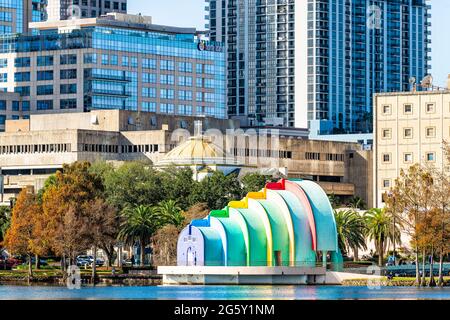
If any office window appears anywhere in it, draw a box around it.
[383,179,391,189]
[14,57,30,68]
[160,89,174,100]
[14,72,30,82]
[110,55,118,66]
[178,104,192,115]
[382,153,391,163]
[15,86,30,96]
[160,103,174,114]
[131,57,138,67]
[426,152,435,162]
[83,53,97,64]
[0,58,7,68]
[101,54,109,65]
[179,62,192,73]
[0,115,5,125]
[60,69,77,80]
[12,101,19,111]
[382,129,391,139]
[37,85,53,95]
[425,103,435,114]
[160,74,175,85]
[37,70,53,81]
[382,105,391,115]
[403,128,413,138]
[22,101,30,111]
[426,127,436,138]
[60,54,77,65]
[60,84,77,94]
[0,100,6,110]
[178,76,193,87]
[60,99,77,109]
[0,73,6,82]
[178,90,192,101]
[404,153,413,163]
[142,87,156,98]
[160,60,174,71]
[37,56,54,67]
[37,100,53,110]
[122,56,129,67]
[142,73,156,83]
[404,104,412,114]
[142,101,156,112]
[142,58,156,69]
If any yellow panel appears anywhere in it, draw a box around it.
[247,188,267,200]
[228,197,248,209]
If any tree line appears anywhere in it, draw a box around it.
[0,161,275,280]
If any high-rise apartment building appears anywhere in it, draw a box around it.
[0,13,226,123]
[0,0,47,34]
[47,0,127,21]
[206,0,431,133]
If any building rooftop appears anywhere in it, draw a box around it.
[29,12,198,35]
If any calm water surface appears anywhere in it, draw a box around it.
[0,285,450,300]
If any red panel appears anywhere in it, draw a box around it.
[267,179,317,251]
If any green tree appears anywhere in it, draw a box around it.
[118,205,169,267]
[334,209,367,260]
[103,161,163,211]
[241,173,273,195]
[348,196,367,210]
[159,166,198,210]
[365,208,400,267]
[190,171,243,210]
[155,200,184,228]
[0,206,11,244]
[328,193,341,209]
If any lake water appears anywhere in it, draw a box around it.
[0,285,450,300]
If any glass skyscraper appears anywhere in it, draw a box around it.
[46,0,127,21]
[206,0,431,133]
[0,14,226,119]
[0,0,46,35]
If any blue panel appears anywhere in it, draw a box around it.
[294,180,338,252]
[275,191,317,267]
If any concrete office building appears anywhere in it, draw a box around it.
[46,0,127,21]
[0,0,46,34]
[0,13,226,120]
[0,92,28,131]
[373,85,450,208]
[0,109,372,206]
[206,0,431,133]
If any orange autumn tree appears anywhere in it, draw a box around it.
[42,162,104,270]
[4,189,46,278]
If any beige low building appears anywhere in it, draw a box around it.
[0,109,372,206]
[374,86,450,208]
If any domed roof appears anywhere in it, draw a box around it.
[156,136,240,167]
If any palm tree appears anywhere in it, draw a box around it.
[365,208,401,267]
[118,205,169,267]
[348,196,366,210]
[334,209,367,260]
[154,200,184,229]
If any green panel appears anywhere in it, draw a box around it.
[235,208,267,266]
[258,200,290,266]
[197,227,224,266]
[276,190,317,267]
[216,217,247,266]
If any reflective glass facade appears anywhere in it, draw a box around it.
[0,0,46,35]
[0,20,226,119]
[207,0,430,133]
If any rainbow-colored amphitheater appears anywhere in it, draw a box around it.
[177,179,343,269]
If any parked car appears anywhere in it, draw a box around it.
[76,255,105,267]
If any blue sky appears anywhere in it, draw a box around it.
[129,0,450,87]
